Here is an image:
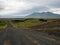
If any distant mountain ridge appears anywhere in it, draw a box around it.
[26,12,60,19]
[0,12,60,18]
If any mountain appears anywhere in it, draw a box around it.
[26,12,60,19]
[0,12,60,18]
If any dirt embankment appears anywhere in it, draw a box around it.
[30,20,60,37]
[31,20,60,30]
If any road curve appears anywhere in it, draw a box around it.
[0,21,60,45]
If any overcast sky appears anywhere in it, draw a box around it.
[0,0,60,16]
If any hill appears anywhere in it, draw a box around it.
[26,12,60,19]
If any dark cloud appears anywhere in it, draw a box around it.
[0,6,4,11]
[48,0,60,8]
[0,2,4,11]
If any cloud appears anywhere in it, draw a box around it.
[48,0,60,8]
[49,8,60,14]
[0,0,60,16]
[0,0,37,15]
[18,6,49,14]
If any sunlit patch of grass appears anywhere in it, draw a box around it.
[0,25,7,30]
[12,20,41,29]
[4,40,11,45]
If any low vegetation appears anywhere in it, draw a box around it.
[0,21,7,30]
[11,19,60,37]
[11,19,56,29]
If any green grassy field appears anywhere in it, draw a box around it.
[11,19,56,29]
[0,21,7,30]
